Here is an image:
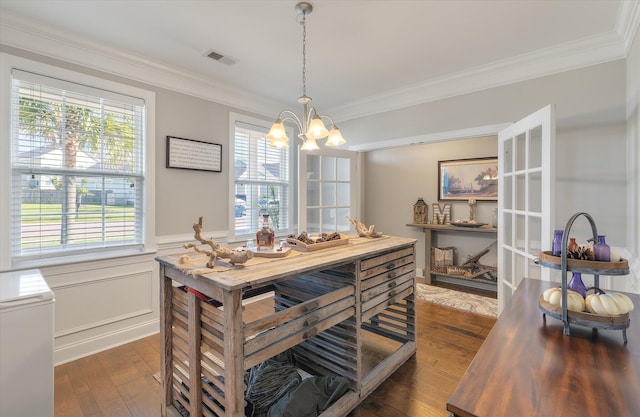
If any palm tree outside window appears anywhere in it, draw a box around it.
[10,70,146,260]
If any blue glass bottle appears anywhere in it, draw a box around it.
[568,272,586,298]
[552,230,563,256]
[593,235,610,262]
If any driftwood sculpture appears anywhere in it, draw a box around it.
[462,240,497,281]
[347,216,383,238]
[184,217,253,268]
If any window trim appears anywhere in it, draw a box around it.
[0,53,156,270]
[228,112,295,243]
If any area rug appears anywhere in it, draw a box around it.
[415,283,498,318]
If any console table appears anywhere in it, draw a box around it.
[447,278,640,417]
[406,223,497,292]
[156,236,417,417]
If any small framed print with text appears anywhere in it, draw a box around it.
[166,136,222,172]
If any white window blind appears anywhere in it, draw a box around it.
[10,69,146,261]
[234,121,289,237]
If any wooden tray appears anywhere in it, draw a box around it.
[538,295,630,327]
[450,222,487,228]
[538,251,629,274]
[286,235,350,252]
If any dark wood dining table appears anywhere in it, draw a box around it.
[447,278,640,417]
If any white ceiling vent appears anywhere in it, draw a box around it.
[204,49,237,66]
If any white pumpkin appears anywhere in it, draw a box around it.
[542,287,585,313]
[585,291,635,315]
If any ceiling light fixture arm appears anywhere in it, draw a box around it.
[316,114,338,129]
[275,110,305,139]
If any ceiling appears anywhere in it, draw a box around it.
[0,0,637,122]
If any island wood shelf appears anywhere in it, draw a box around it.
[406,223,497,292]
[156,236,417,417]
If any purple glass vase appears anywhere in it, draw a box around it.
[552,230,563,256]
[568,272,586,298]
[593,235,610,262]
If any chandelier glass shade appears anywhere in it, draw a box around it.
[266,2,346,150]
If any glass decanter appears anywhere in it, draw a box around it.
[256,214,275,250]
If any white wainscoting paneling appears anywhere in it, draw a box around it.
[53,271,153,337]
[41,253,160,365]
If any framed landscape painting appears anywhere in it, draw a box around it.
[438,157,498,201]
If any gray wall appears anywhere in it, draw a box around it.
[154,89,233,236]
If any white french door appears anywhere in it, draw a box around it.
[497,105,556,313]
[298,148,360,235]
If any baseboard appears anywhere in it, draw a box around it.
[54,319,159,366]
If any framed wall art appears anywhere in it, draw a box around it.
[166,136,222,172]
[438,157,498,201]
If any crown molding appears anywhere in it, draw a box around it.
[348,123,511,152]
[617,0,640,55]
[0,10,285,117]
[329,29,628,122]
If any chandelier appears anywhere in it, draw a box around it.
[266,2,345,151]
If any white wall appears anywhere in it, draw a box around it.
[625,24,640,293]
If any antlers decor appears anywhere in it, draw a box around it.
[184,217,253,268]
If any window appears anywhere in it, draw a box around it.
[232,116,291,239]
[7,66,152,263]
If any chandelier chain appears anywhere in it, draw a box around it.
[301,12,307,98]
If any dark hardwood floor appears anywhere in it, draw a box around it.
[54,297,496,417]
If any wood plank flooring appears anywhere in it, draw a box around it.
[54,297,495,417]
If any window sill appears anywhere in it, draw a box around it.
[6,246,158,272]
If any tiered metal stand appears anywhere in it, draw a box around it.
[537,212,631,343]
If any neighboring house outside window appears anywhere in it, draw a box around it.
[231,115,291,241]
[2,58,155,267]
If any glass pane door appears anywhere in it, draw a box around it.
[498,105,555,313]
[300,149,358,235]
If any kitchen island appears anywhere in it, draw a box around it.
[156,235,417,417]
